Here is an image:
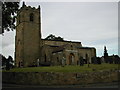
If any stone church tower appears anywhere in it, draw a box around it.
[15,2,96,67]
[15,2,41,67]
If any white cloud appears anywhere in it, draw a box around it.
[2,44,15,59]
[1,30,15,58]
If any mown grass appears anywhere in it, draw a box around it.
[2,63,119,72]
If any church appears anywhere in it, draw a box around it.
[15,2,96,67]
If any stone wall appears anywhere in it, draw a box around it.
[15,5,41,67]
[41,39,82,47]
[78,48,96,63]
[2,70,119,85]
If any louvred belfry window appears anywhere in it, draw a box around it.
[30,13,34,21]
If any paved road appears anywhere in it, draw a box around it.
[2,82,120,90]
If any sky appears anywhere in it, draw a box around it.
[0,0,118,59]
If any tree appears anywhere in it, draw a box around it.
[1,54,7,67]
[1,2,19,34]
[6,56,14,70]
[104,46,108,63]
[96,57,101,64]
[8,56,14,67]
[0,54,14,70]
[91,57,97,64]
[45,34,64,41]
[114,55,120,64]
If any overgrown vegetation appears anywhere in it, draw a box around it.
[2,64,119,72]
[1,2,19,34]
[45,34,64,41]
[1,54,14,70]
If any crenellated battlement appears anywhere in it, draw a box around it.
[21,5,40,10]
[17,2,40,14]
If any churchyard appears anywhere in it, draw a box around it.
[3,63,119,72]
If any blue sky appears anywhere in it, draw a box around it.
[0,1,118,59]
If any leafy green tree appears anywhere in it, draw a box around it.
[0,54,14,70]
[45,34,64,41]
[96,57,101,64]
[1,2,19,34]
[1,54,7,66]
[6,56,14,70]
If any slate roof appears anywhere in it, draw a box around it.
[52,44,67,53]
[76,46,95,49]
[41,39,81,44]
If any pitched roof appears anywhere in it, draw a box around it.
[41,39,81,44]
[76,46,95,49]
[52,44,67,53]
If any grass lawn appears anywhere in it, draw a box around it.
[2,63,119,72]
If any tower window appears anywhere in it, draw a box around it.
[30,13,34,21]
[71,45,73,50]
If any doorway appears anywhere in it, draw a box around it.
[69,53,75,65]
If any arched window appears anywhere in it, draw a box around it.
[69,53,75,65]
[30,13,34,21]
[57,57,59,62]
[71,45,73,50]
